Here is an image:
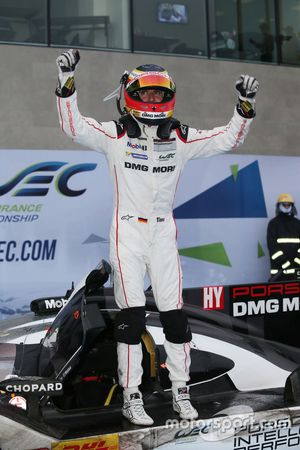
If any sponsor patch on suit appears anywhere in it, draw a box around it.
[154,139,176,152]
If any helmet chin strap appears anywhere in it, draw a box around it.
[119,112,180,139]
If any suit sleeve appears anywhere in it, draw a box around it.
[179,108,253,162]
[56,91,118,154]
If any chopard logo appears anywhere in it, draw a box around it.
[4,382,63,394]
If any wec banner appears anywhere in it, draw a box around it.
[0,149,113,317]
[1,151,300,317]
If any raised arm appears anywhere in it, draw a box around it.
[181,74,259,161]
[55,49,116,153]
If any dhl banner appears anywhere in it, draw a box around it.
[51,433,118,450]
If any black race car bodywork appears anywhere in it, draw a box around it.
[1,260,300,445]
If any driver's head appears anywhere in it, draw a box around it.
[124,64,176,125]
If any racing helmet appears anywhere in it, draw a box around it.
[124,64,176,125]
[276,193,297,216]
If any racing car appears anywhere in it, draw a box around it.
[1,260,300,449]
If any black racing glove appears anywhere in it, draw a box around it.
[55,49,80,97]
[235,74,259,118]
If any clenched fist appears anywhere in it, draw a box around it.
[56,49,80,74]
[235,74,259,103]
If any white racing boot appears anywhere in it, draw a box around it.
[173,386,198,420]
[122,391,154,426]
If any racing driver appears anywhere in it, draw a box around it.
[55,49,259,426]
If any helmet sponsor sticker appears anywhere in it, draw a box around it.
[140,111,168,119]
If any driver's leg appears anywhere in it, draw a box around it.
[148,218,198,420]
[110,217,153,426]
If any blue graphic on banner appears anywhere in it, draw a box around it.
[83,234,109,244]
[0,162,66,196]
[57,163,97,197]
[174,161,267,219]
[0,161,98,197]
[0,150,109,320]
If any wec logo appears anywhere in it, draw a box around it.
[0,161,97,197]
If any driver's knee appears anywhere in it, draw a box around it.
[160,309,192,343]
[114,306,146,344]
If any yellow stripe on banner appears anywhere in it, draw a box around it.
[104,384,118,406]
[51,433,119,450]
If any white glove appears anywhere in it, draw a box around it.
[235,74,259,104]
[56,49,80,75]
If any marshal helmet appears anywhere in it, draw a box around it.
[276,193,297,216]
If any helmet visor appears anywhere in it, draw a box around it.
[126,73,176,93]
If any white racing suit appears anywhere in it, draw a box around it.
[57,91,253,388]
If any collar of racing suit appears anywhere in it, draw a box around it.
[119,113,180,139]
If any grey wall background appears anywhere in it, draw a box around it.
[0,43,299,155]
